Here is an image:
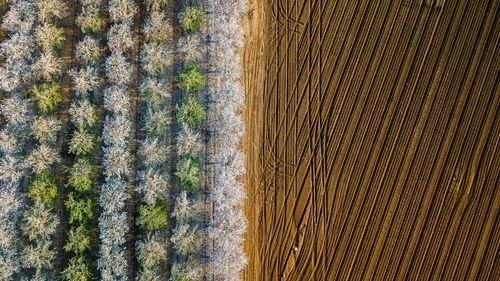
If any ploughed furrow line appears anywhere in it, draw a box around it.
[328,0,428,276]
[244,0,500,280]
[383,1,487,280]
[413,3,495,280]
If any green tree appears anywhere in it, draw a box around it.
[65,193,93,225]
[77,14,105,34]
[69,129,96,157]
[175,157,202,192]
[67,158,95,193]
[62,256,92,281]
[178,64,205,93]
[64,225,92,255]
[36,24,65,51]
[179,5,204,32]
[136,201,168,232]
[28,172,58,207]
[177,95,204,129]
[32,81,63,114]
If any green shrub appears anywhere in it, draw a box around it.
[177,95,204,128]
[32,81,63,114]
[175,157,202,192]
[69,129,96,157]
[68,158,95,193]
[178,64,205,92]
[64,225,92,255]
[146,109,170,137]
[28,172,58,207]
[179,5,204,32]
[62,256,92,281]
[36,24,65,51]
[137,200,168,232]
[65,193,93,225]
[77,14,105,34]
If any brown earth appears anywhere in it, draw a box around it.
[243,0,499,280]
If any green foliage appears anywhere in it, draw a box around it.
[177,95,204,129]
[62,256,92,281]
[170,257,202,281]
[179,5,204,32]
[37,24,65,51]
[28,172,58,207]
[64,226,92,255]
[32,81,63,114]
[178,64,205,93]
[77,14,105,34]
[65,193,93,225]
[137,201,168,232]
[145,109,170,138]
[69,129,96,157]
[68,158,95,193]
[175,157,202,192]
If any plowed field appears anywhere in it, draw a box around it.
[243,0,499,280]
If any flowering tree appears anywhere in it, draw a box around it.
[134,0,172,279]
[97,0,136,279]
[206,0,247,279]
[63,0,103,279]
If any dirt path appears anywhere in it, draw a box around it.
[54,0,78,274]
[243,0,499,280]
[125,0,144,278]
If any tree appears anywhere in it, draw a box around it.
[32,116,62,143]
[136,200,168,232]
[143,11,170,43]
[27,172,58,207]
[170,224,201,256]
[179,5,204,32]
[77,13,105,34]
[69,66,100,95]
[175,156,202,192]
[32,81,63,114]
[65,193,94,225]
[170,257,202,281]
[106,53,132,86]
[144,0,167,12]
[64,226,92,254]
[172,191,203,223]
[67,158,95,193]
[177,95,204,129]
[37,0,69,22]
[145,107,171,137]
[69,129,96,156]
[27,144,59,174]
[33,51,63,80]
[178,63,205,92]
[108,23,133,52]
[76,36,101,63]
[177,34,203,63]
[22,242,56,273]
[22,202,59,242]
[69,99,97,130]
[138,139,168,167]
[2,0,36,34]
[136,234,167,281]
[177,123,203,157]
[140,77,169,109]
[108,0,137,24]
[62,256,92,281]
[136,169,168,205]
[141,42,169,75]
[35,23,65,51]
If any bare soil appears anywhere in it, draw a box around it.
[243,0,499,280]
